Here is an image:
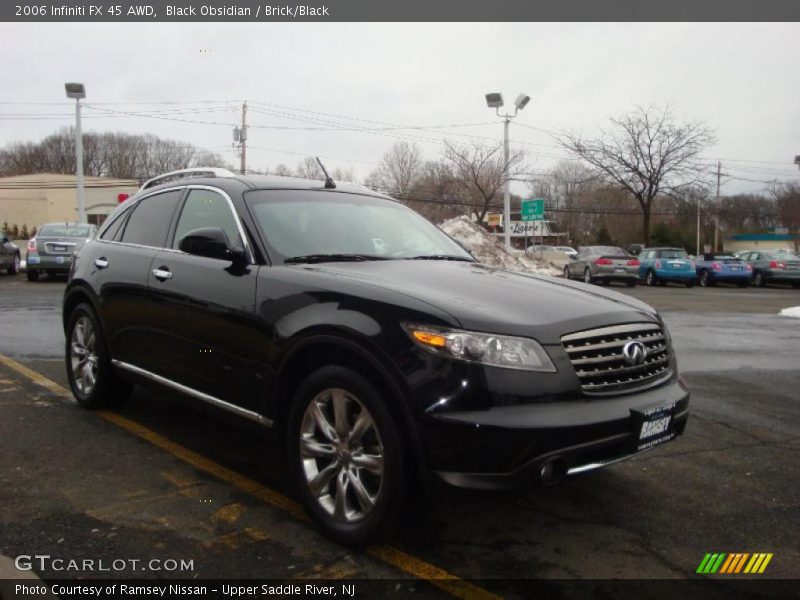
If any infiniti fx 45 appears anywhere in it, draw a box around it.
[63,168,690,544]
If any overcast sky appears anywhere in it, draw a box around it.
[1,22,798,194]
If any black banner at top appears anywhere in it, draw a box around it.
[3,0,800,22]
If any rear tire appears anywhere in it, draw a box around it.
[645,270,657,286]
[287,365,407,545]
[7,254,20,275]
[699,270,712,287]
[26,269,38,281]
[65,303,132,409]
[583,268,593,285]
[563,266,570,280]
[753,271,765,288]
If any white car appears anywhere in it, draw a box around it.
[555,246,577,258]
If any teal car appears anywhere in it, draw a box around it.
[638,247,696,287]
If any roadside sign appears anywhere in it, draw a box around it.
[521,199,544,221]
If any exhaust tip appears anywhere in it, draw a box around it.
[539,458,567,485]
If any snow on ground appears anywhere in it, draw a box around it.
[439,216,561,277]
[779,306,800,318]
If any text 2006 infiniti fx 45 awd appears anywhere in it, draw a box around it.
[63,168,689,544]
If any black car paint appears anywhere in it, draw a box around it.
[64,175,689,489]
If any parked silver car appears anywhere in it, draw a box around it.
[0,232,21,275]
[26,222,97,281]
[564,245,639,287]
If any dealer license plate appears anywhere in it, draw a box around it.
[631,403,676,451]
[52,245,67,252]
[614,268,625,273]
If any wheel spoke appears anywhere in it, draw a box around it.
[73,321,85,346]
[351,452,383,475]
[333,470,349,520]
[349,471,376,512]
[332,390,349,440]
[310,401,338,442]
[72,343,87,358]
[308,460,339,497]
[300,437,336,458]
[347,408,373,445]
[85,328,95,352]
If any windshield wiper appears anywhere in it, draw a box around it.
[406,255,475,262]
[284,253,390,264]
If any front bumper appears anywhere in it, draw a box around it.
[424,378,690,490]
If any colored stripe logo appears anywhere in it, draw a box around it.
[696,553,773,574]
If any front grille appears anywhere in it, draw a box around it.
[561,323,672,395]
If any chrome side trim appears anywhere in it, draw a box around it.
[111,360,272,428]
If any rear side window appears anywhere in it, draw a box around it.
[121,190,182,248]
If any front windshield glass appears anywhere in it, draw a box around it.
[245,190,473,262]
[38,224,92,238]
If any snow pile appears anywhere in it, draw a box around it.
[779,306,800,318]
[439,216,561,276]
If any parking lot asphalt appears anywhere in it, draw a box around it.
[0,272,798,595]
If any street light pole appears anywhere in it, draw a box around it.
[65,83,87,224]
[502,115,511,252]
[485,92,530,253]
[75,97,86,223]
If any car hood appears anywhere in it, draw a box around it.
[299,260,659,344]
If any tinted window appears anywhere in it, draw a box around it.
[100,209,129,241]
[121,190,182,248]
[173,189,242,249]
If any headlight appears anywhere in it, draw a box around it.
[404,323,556,372]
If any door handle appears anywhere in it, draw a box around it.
[152,267,173,281]
[94,257,109,269]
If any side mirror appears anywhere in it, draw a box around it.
[179,227,246,265]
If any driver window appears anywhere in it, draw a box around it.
[173,189,242,250]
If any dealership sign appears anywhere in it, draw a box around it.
[508,221,550,237]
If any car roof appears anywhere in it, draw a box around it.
[40,222,93,227]
[140,171,391,200]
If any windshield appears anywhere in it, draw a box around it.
[38,224,92,238]
[657,249,689,259]
[245,191,473,262]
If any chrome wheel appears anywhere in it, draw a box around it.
[299,388,384,523]
[584,269,592,284]
[646,271,655,286]
[70,316,98,396]
[12,255,20,272]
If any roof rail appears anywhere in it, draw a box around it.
[139,167,237,191]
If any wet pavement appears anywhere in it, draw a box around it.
[0,273,798,593]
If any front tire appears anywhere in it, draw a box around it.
[699,270,713,287]
[753,271,765,288]
[563,266,570,280]
[646,270,657,286]
[287,366,407,545]
[583,268,593,285]
[65,303,132,409]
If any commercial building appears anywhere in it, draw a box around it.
[0,173,138,232]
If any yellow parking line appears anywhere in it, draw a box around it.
[0,352,501,600]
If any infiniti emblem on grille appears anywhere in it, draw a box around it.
[622,341,648,366]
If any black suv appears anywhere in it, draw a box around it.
[63,168,690,543]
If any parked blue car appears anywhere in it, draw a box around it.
[694,253,752,287]
[638,247,696,287]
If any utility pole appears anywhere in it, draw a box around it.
[696,193,701,256]
[240,101,247,175]
[713,160,722,251]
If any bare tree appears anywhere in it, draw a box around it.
[272,163,293,177]
[364,141,423,197]
[772,181,800,251]
[442,140,526,224]
[0,128,231,180]
[557,105,715,244]
[294,156,324,180]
